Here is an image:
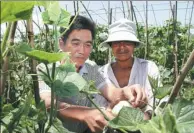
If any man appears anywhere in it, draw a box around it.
[38,15,147,133]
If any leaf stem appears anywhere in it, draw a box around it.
[60,11,79,37]
[45,64,52,81]
[86,93,110,121]
[152,97,156,118]
[49,63,56,128]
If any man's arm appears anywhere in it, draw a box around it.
[40,92,114,132]
[40,92,90,121]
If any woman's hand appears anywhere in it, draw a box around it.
[122,84,148,108]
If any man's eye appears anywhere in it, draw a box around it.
[72,43,80,46]
[85,43,92,47]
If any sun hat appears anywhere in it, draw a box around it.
[99,18,141,51]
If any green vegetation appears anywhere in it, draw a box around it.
[1,1,194,133]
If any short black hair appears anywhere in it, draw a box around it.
[60,15,96,43]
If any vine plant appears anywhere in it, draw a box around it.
[1,1,85,133]
[1,1,194,133]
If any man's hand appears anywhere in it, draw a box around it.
[122,84,148,108]
[82,109,114,133]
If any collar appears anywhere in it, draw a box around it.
[79,63,88,76]
[105,57,147,87]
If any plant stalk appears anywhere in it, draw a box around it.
[45,63,56,132]
[86,94,110,121]
[167,49,194,104]
[27,18,40,105]
[1,22,17,96]
[1,23,11,57]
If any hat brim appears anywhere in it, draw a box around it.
[98,31,141,51]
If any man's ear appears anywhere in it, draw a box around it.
[59,38,65,51]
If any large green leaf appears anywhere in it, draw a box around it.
[112,99,194,133]
[139,106,178,133]
[47,2,61,22]
[15,43,69,64]
[41,2,70,27]
[42,10,54,25]
[57,59,76,72]
[148,76,171,99]
[1,1,58,24]
[108,107,145,132]
[80,80,101,95]
[172,99,194,133]
[148,75,158,90]
[154,85,172,99]
[38,60,86,98]
[1,2,34,24]
[53,65,87,97]
[57,9,71,27]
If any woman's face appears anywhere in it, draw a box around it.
[111,41,135,61]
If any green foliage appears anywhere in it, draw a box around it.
[41,1,71,27]
[108,99,194,133]
[139,106,178,133]
[47,118,73,133]
[81,80,101,95]
[134,20,194,81]
[37,59,87,98]
[108,107,145,132]
[182,87,194,100]
[1,2,34,24]
[2,92,34,132]
[1,93,71,133]
[172,99,194,133]
[2,1,194,133]
[53,70,87,98]
[90,25,109,65]
[1,1,52,24]
[1,1,76,133]
[154,86,172,99]
[158,65,173,85]
[189,67,194,80]
[15,43,69,64]
[148,75,172,99]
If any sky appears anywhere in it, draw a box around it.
[58,1,194,26]
[1,1,194,35]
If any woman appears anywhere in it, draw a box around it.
[99,18,161,116]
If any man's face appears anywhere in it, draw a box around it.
[111,41,135,61]
[60,29,93,68]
